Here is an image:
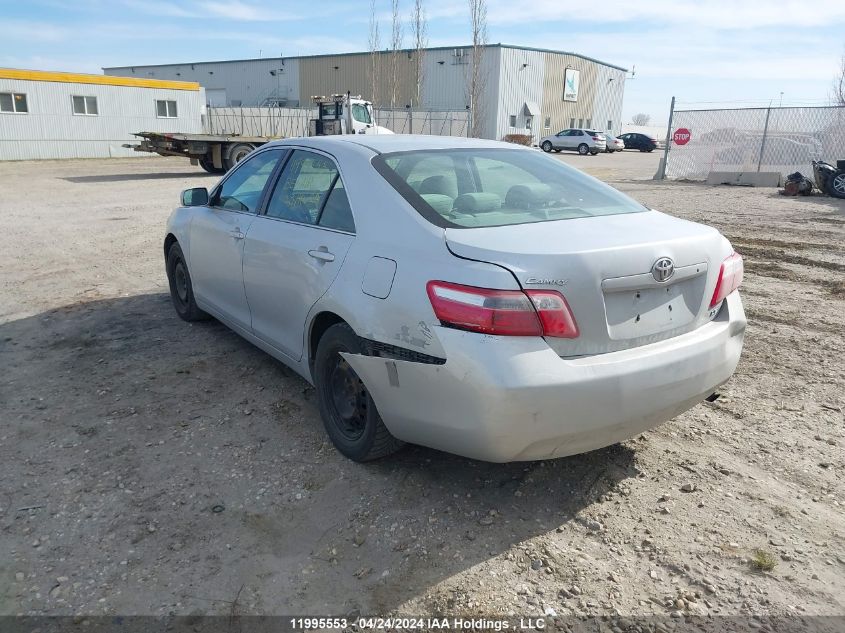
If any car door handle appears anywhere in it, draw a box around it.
[229,229,245,240]
[308,249,335,262]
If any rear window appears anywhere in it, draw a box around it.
[372,148,646,228]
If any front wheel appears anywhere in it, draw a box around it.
[541,141,553,153]
[166,243,210,322]
[314,324,404,462]
[829,171,845,199]
[577,143,589,155]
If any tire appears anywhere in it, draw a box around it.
[314,323,404,462]
[829,171,845,199]
[166,242,210,322]
[590,149,599,155]
[541,141,553,153]
[639,148,647,152]
[554,149,562,153]
[224,143,254,171]
[199,157,225,174]
[577,143,589,155]
[647,148,655,153]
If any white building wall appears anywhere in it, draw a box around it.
[105,58,301,107]
[0,79,205,160]
[493,48,546,143]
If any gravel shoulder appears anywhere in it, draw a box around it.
[0,156,843,620]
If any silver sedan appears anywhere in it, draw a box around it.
[165,135,746,462]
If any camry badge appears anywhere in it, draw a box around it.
[525,277,569,286]
[651,257,675,282]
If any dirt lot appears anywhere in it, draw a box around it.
[1,154,843,623]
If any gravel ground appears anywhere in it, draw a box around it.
[0,154,843,623]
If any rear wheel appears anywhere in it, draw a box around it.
[541,141,553,153]
[199,157,225,174]
[224,143,254,171]
[829,171,845,199]
[577,143,589,155]
[166,242,210,322]
[314,323,404,462]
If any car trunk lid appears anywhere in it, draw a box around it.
[444,210,726,357]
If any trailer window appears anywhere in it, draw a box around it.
[350,103,372,125]
[72,96,98,116]
[1,92,28,114]
[156,100,177,118]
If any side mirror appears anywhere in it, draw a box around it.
[181,187,209,207]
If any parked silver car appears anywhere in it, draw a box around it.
[605,134,626,153]
[165,135,746,463]
[540,129,606,155]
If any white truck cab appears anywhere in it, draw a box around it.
[309,93,394,136]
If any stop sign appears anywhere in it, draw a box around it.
[673,128,691,145]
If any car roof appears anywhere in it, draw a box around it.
[265,134,526,155]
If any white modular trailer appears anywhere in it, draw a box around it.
[0,69,205,161]
[105,44,626,143]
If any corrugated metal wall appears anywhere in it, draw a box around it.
[540,51,625,137]
[0,79,204,160]
[105,59,301,107]
[495,48,546,143]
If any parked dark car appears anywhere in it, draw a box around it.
[618,133,662,152]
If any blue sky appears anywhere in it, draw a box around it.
[2,0,843,124]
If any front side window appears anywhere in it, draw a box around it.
[1,92,28,113]
[213,149,283,213]
[265,150,355,232]
[156,99,177,118]
[350,103,372,125]
[72,96,98,116]
[374,148,646,229]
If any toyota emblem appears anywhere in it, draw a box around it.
[652,257,675,282]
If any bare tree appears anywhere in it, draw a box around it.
[390,0,403,108]
[411,0,428,107]
[834,54,845,106]
[368,0,381,106]
[631,113,651,126]
[467,0,487,137]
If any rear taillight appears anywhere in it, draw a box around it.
[426,281,579,338]
[709,252,744,308]
[592,136,599,141]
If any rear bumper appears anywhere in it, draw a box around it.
[345,293,746,462]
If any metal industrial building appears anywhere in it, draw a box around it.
[0,69,205,160]
[105,44,627,143]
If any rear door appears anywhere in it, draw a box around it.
[242,149,355,360]
[189,148,285,329]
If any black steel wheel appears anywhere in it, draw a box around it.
[166,242,210,322]
[314,323,404,461]
[199,157,225,174]
[224,143,254,171]
[830,171,845,199]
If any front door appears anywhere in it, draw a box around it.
[189,148,285,330]
[243,149,356,360]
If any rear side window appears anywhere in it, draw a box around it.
[265,150,355,232]
[373,148,646,229]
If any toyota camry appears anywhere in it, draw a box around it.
[164,135,746,462]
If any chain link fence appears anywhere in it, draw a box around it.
[205,106,470,138]
[664,105,845,180]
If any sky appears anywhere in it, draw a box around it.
[2,0,843,125]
